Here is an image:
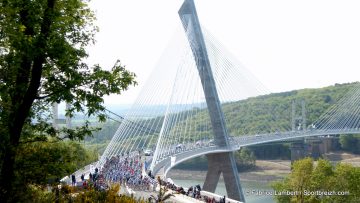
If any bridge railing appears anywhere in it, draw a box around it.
[154,137,241,168]
[153,140,240,175]
[235,128,360,147]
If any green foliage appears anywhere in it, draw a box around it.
[311,159,333,192]
[339,134,360,154]
[15,141,92,185]
[85,121,120,144]
[222,83,356,135]
[272,158,360,203]
[19,184,147,203]
[2,141,96,201]
[249,143,290,160]
[82,121,120,155]
[63,184,146,203]
[0,0,136,200]
[18,184,57,203]
[289,158,314,202]
[234,147,256,170]
[329,164,360,202]
[174,155,208,171]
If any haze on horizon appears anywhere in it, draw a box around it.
[86,0,360,106]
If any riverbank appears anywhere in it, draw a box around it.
[168,151,360,183]
[168,159,291,183]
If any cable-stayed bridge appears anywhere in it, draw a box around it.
[96,0,360,202]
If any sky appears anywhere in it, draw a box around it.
[86,0,360,105]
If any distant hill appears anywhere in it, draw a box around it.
[222,82,358,135]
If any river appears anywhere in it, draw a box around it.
[171,179,275,203]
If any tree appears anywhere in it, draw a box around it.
[15,141,92,186]
[272,158,360,203]
[0,0,136,201]
[329,163,360,203]
[66,183,147,203]
[234,147,256,171]
[288,157,313,203]
[272,158,314,203]
[249,143,290,160]
[309,159,333,203]
[339,134,359,154]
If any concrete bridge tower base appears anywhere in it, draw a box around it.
[203,152,244,201]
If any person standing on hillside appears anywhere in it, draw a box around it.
[71,174,76,186]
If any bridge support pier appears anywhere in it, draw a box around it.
[203,152,245,202]
[305,137,322,159]
[290,142,305,164]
